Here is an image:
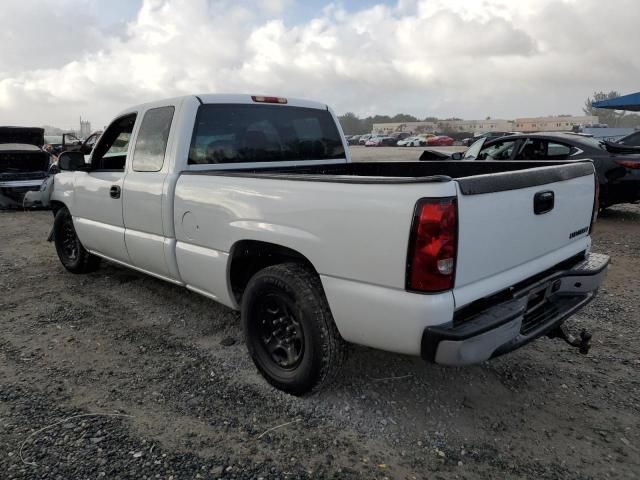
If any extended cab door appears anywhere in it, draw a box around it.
[72,114,137,263]
[122,104,179,280]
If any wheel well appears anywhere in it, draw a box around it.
[229,240,316,304]
[50,200,66,216]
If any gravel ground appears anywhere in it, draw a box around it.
[349,145,465,162]
[1,203,639,479]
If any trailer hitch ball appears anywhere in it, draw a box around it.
[548,324,592,355]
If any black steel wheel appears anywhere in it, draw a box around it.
[242,263,348,395]
[53,207,100,273]
[255,293,305,370]
[60,214,79,261]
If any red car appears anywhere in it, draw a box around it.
[426,135,454,146]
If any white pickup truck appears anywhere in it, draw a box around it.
[49,94,608,394]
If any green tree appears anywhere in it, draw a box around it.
[583,91,626,127]
[337,112,362,135]
[618,113,640,128]
[390,113,419,123]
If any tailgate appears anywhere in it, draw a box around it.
[453,162,595,307]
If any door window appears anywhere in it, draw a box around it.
[515,139,572,160]
[132,106,175,172]
[91,114,137,171]
[546,142,572,159]
[477,140,518,160]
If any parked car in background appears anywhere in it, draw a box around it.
[0,127,51,208]
[390,132,411,141]
[400,134,435,147]
[365,135,396,147]
[44,133,83,157]
[455,132,640,209]
[347,135,361,145]
[397,136,419,146]
[358,134,373,145]
[426,135,454,146]
[43,132,103,160]
[616,130,640,147]
[47,93,607,394]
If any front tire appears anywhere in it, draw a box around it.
[241,263,348,395]
[53,207,100,273]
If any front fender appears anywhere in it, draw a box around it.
[50,172,76,214]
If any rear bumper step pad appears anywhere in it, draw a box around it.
[421,252,609,365]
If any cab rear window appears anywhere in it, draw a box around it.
[188,104,345,164]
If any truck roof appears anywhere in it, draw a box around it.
[117,94,328,118]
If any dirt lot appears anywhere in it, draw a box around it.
[349,145,465,162]
[1,203,639,479]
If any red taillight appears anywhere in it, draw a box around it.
[251,95,287,104]
[406,197,457,292]
[614,159,640,169]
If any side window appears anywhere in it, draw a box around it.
[132,106,175,172]
[516,139,546,160]
[546,142,571,160]
[516,139,571,160]
[91,114,137,171]
[477,140,518,160]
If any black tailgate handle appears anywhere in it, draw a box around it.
[534,190,554,214]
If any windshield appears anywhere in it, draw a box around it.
[463,137,486,159]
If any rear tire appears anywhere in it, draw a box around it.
[53,207,100,274]
[241,263,348,395]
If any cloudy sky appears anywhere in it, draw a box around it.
[1,0,639,129]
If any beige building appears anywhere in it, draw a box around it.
[373,121,439,135]
[514,115,598,132]
[373,115,599,135]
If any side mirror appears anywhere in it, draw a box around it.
[451,151,464,160]
[58,151,88,171]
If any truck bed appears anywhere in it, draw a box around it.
[185,160,594,190]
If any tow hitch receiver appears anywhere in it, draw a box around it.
[548,324,592,354]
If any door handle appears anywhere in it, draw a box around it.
[534,190,554,214]
[109,185,121,199]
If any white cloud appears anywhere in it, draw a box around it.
[0,0,639,128]
[258,0,294,15]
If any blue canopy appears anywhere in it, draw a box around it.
[592,91,640,111]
